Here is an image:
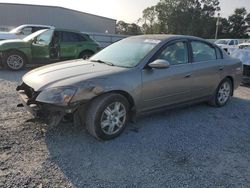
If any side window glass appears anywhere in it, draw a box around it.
[20,27,32,35]
[157,41,188,65]
[62,32,80,42]
[215,47,223,59]
[235,40,239,45]
[191,41,216,62]
[36,30,53,45]
[229,40,234,45]
[77,34,87,42]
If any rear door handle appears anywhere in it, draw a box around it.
[219,66,224,71]
[185,73,192,78]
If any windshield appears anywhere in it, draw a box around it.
[23,29,49,42]
[9,26,24,34]
[89,38,161,68]
[215,39,229,45]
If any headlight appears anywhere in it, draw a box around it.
[36,87,77,106]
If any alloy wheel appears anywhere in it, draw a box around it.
[100,102,127,135]
[217,82,231,104]
[6,55,24,70]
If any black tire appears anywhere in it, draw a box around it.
[3,51,26,71]
[209,78,233,107]
[85,93,129,140]
[79,51,94,60]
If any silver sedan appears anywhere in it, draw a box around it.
[17,35,243,140]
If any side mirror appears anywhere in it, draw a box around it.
[148,59,170,69]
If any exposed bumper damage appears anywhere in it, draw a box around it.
[16,82,79,126]
[243,65,250,83]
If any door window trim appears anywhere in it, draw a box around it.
[145,39,191,68]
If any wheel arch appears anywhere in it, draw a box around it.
[78,49,95,58]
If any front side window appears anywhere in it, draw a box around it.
[156,41,188,65]
[20,27,32,35]
[35,30,54,45]
[191,41,216,62]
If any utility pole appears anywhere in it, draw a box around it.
[215,13,221,39]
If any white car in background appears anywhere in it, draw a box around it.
[230,44,250,83]
[239,41,250,50]
[0,24,54,40]
[215,39,239,52]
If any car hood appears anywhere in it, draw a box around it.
[0,39,23,45]
[0,39,28,50]
[23,59,127,91]
[0,32,17,40]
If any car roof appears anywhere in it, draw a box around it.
[19,24,54,28]
[54,28,82,33]
[128,34,205,42]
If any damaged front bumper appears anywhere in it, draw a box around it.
[16,82,79,126]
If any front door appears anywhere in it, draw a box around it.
[31,30,54,64]
[141,41,193,111]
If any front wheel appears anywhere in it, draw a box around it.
[79,51,94,60]
[84,93,129,140]
[3,51,26,71]
[209,78,233,107]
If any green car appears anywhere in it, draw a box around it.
[0,29,100,70]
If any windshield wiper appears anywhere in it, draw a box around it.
[90,59,114,66]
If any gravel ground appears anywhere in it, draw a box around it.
[1,69,250,188]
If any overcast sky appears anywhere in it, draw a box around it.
[0,0,249,22]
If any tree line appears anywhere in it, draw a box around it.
[116,0,250,39]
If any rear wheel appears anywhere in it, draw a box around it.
[84,93,129,140]
[209,78,233,107]
[79,51,94,60]
[3,51,26,71]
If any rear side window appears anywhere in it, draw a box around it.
[191,41,216,62]
[157,41,188,65]
[234,40,239,45]
[77,34,87,42]
[61,32,80,42]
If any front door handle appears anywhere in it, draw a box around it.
[185,73,192,78]
[219,66,224,71]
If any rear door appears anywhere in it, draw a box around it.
[59,31,81,60]
[189,40,222,99]
[141,40,193,111]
